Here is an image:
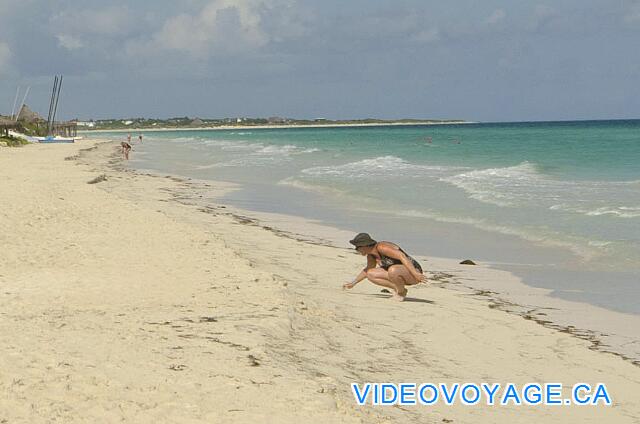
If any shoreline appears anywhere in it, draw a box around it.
[79,120,473,133]
[2,138,639,422]
[124,146,640,366]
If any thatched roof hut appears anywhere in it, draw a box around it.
[0,116,19,136]
[16,104,45,123]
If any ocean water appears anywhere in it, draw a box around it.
[103,121,640,314]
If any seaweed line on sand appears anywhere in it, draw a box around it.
[82,139,639,368]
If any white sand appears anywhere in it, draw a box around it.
[1,140,639,423]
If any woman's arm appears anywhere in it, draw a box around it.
[343,255,376,289]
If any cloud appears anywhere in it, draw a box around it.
[485,9,506,25]
[412,27,441,44]
[48,5,134,53]
[529,5,557,32]
[56,34,83,50]
[150,0,270,57]
[624,1,640,24]
[0,41,10,75]
[49,6,134,36]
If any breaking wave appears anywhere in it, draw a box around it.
[301,155,466,178]
[441,162,640,217]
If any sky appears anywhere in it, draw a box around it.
[1,0,639,122]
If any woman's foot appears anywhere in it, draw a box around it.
[392,287,407,301]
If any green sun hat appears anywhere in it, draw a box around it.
[349,233,377,247]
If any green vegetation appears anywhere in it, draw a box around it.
[86,117,467,131]
[0,135,30,147]
[18,121,45,136]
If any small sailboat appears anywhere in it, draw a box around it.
[38,75,74,143]
[37,135,74,143]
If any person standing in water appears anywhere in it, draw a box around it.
[120,141,132,160]
[343,233,426,301]
[138,133,143,143]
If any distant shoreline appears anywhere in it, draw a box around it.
[80,120,473,133]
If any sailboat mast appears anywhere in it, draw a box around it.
[47,76,59,133]
[14,86,30,122]
[50,76,63,135]
[11,86,20,120]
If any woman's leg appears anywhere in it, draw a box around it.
[365,268,406,301]
[387,264,421,287]
[384,264,423,299]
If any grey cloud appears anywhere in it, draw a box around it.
[49,5,134,37]
[1,0,639,122]
[136,0,299,58]
[527,5,558,32]
[624,1,640,24]
[0,41,10,75]
[485,9,506,25]
[56,34,84,50]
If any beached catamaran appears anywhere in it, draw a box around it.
[37,75,74,143]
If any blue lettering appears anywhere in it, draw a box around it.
[351,383,371,405]
[501,383,521,405]
[373,383,380,405]
[381,384,398,405]
[399,383,416,405]
[573,383,591,405]
[440,383,459,405]
[546,383,562,405]
[461,384,480,405]
[592,384,612,406]
[481,383,500,405]
[523,384,542,405]
[418,384,438,405]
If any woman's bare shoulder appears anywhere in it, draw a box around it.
[377,241,400,252]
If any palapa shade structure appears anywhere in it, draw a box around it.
[16,104,45,123]
[0,116,19,136]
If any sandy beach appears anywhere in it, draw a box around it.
[1,139,639,423]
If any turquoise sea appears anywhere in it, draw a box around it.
[103,120,640,314]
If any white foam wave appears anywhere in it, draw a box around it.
[167,136,201,143]
[442,162,640,217]
[256,144,299,155]
[221,142,264,151]
[441,162,542,207]
[302,155,465,179]
[201,139,258,150]
[277,177,349,196]
[199,139,319,158]
[193,163,222,170]
[550,204,640,218]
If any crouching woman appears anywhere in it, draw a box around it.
[343,233,426,301]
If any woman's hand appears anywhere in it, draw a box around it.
[343,281,357,290]
[414,273,428,284]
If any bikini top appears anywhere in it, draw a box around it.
[376,244,409,268]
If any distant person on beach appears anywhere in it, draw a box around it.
[343,233,426,301]
[127,133,131,143]
[138,134,143,143]
[121,141,132,160]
